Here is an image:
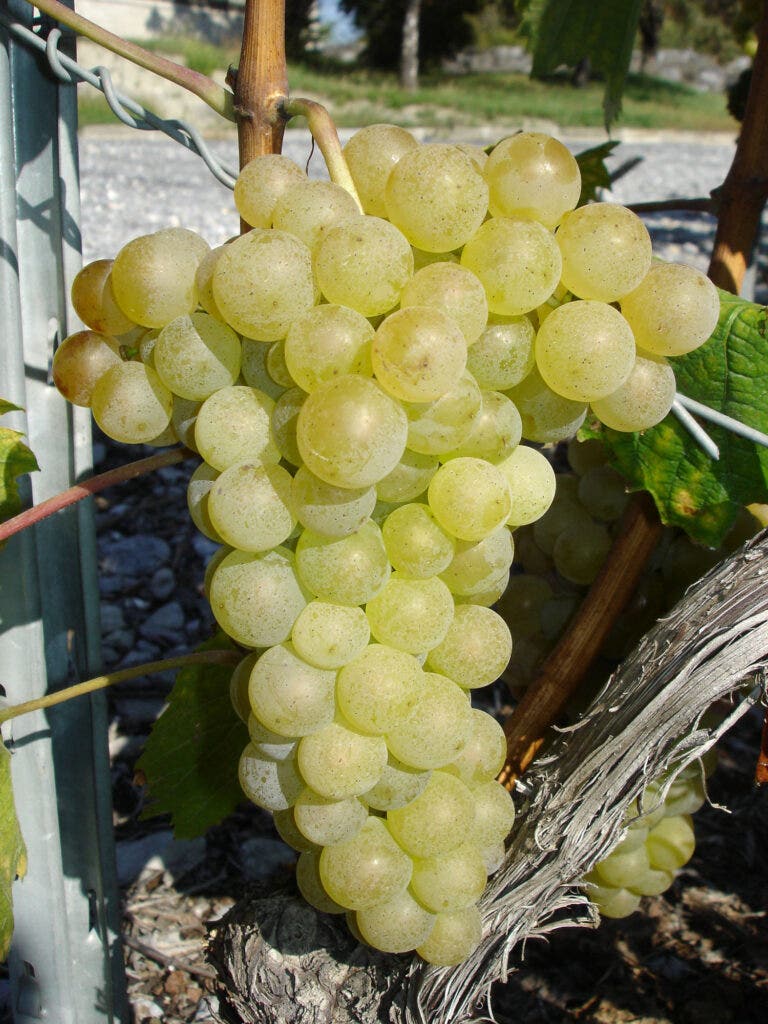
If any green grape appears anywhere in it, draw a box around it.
[296,851,346,914]
[265,341,295,388]
[270,387,305,467]
[336,644,425,735]
[296,375,408,489]
[202,544,231,600]
[412,246,459,271]
[284,304,374,393]
[314,216,413,317]
[484,131,580,229]
[535,300,636,403]
[384,143,489,253]
[410,842,487,913]
[540,592,580,640]
[343,123,419,218]
[416,904,482,966]
[480,841,506,874]
[233,153,306,228]
[376,449,439,504]
[497,444,556,527]
[620,262,720,357]
[439,527,515,597]
[272,178,361,251]
[171,395,201,451]
[365,573,455,654]
[495,574,553,638]
[428,457,512,542]
[52,330,123,408]
[291,601,370,669]
[646,814,695,872]
[239,339,285,400]
[577,466,629,523]
[291,465,376,538]
[238,743,304,811]
[295,520,390,606]
[470,779,516,849]
[627,865,675,897]
[426,604,512,689]
[445,391,522,464]
[504,366,587,444]
[381,502,456,579]
[385,673,472,771]
[511,527,553,575]
[552,519,613,585]
[445,708,507,785]
[319,816,413,911]
[399,262,489,346]
[194,244,227,322]
[194,385,279,471]
[566,437,609,476]
[355,888,436,954]
[229,652,258,724]
[293,788,368,846]
[71,258,136,336]
[456,142,488,171]
[207,462,295,552]
[593,843,650,888]
[585,877,642,919]
[248,642,336,737]
[556,203,652,301]
[387,771,474,859]
[186,461,223,542]
[154,311,241,401]
[404,372,482,456]
[372,306,467,403]
[212,228,316,342]
[91,361,173,443]
[111,227,209,328]
[297,718,388,801]
[461,217,562,316]
[661,775,706,817]
[362,755,431,811]
[591,351,677,432]
[532,488,592,556]
[247,713,298,761]
[467,317,536,390]
[455,568,510,609]
[209,547,308,648]
[273,807,317,853]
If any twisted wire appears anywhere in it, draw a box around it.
[0,12,238,188]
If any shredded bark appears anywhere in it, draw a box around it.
[207,532,768,1024]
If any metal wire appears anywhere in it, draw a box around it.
[0,13,238,188]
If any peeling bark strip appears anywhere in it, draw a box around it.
[208,533,768,1024]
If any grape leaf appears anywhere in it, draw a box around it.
[527,0,643,127]
[0,739,28,961]
[583,293,768,547]
[575,141,619,206]
[0,401,39,526]
[136,635,249,840]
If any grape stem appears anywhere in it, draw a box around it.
[0,650,240,727]
[233,0,288,171]
[281,97,363,211]
[0,447,195,546]
[499,492,665,787]
[23,0,234,120]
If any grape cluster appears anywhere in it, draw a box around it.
[585,752,717,919]
[51,125,722,965]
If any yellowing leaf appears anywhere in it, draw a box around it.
[1,739,27,961]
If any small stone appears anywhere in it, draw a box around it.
[192,533,220,560]
[100,602,125,633]
[239,837,297,882]
[115,830,207,886]
[150,567,176,601]
[100,534,172,578]
[139,601,185,643]
[104,629,135,652]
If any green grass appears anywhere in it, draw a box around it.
[77,36,738,134]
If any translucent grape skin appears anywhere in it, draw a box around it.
[372,306,468,403]
[556,203,653,302]
[90,361,173,443]
[620,262,720,357]
[484,131,581,229]
[52,330,123,407]
[343,123,419,218]
[591,351,676,432]
[399,262,489,346]
[71,259,135,336]
[233,153,306,228]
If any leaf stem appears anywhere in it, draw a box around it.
[25,0,234,120]
[0,651,240,726]
[281,97,363,210]
[0,447,195,546]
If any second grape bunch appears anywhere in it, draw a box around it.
[52,125,721,965]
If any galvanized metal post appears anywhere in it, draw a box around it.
[0,2,127,1021]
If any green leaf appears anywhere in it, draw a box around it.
[0,426,39,525]
[0,401,22,417]
[576,141,619,206]
[528,0,643,128]
[584,293,768,547]
[0,739,28,961]
[136,635,249,839]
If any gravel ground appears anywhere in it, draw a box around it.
[10,128,768,1024]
